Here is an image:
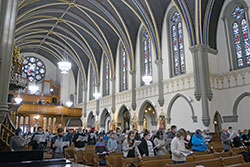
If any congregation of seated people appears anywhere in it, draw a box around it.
[9,125,250,166]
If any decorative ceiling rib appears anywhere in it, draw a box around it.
[16,0,225,87]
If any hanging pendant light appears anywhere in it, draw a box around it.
[142,75,152,85]
[58,61,71,74]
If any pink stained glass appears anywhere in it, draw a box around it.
[233,22,244,67]
[241,19,250,65]
[172,24,179,75]
[178,22,185,74]
[121,47,127,90]
[105,58,109,95]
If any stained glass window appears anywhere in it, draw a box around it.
[230,6,250,68]
[170,11,185,76]
[89,64,95,100]
[22,56,46,82]
[142,29,152,85]
[120,44,128,91]
[103,56,109,96]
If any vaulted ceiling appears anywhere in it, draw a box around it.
[16,0,225,87]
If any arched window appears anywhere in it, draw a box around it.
[103,56,110,96]
[231,6,250,68]
[141,28,152,85]
[78,71,84,104]
[120,44,128,91]
[168,10,185,77]
[89,64,95,100]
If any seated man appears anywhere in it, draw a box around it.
[51,128,69,159]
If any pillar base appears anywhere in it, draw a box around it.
[0,103,9,123]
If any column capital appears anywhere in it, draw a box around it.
[155,59,163,65]
[129,70,136,75]
[189,44,209,53]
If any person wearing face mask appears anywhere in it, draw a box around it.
[51,128,69,159]
[171,128,191,164]
[10,128,26,152]
[72,128,86,150]
[96,136,108,166]
[107,133,118,153]
[114,127,122,152]
[122,131,141,158]
[154,131,167,156]
[166,125,177,155]
[191,129,208,152]
[30,126,45,150]
[221,128,231,152]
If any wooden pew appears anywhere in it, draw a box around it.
[141,154,171,161]
[222,155,245,166]
[140,159,172,167]
[106,153,123,167]
[216,151,235,158]
[166,158,223,167]
[74,150,83,163]
[121,157,140,167]
[82,150,96,165]
[64,146,75,161]
[231,147,249,154]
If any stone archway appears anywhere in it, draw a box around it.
[87,111,95,129]
[100,109,111,132]
[117,105,131,131]
[138,100,157,131]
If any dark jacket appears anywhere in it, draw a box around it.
[72,133,86,148]
[10,136,25,151]
[50,135,68,158]
[138,138,148,156]
[30,132,45,150]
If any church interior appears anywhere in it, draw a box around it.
[1,0,250,166]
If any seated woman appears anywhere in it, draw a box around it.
[122,131,141,158]
[192,129,208,152]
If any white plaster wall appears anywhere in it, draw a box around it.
[60,70,75,105]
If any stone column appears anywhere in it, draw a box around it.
[130,70,136,110]
[190,44,213,127]
[111,77,116,114]
[155,59,164,107]
[83,88,87,118]
[96,84,100,116]
[0,0,18,122]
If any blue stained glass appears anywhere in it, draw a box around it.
[241,19,250,66]
[172,12,181,23]
[233,22,244,67]
[121,46,127,91]
[171,11,185,76]
[105,57,109,95]
[232,6,244,20]
[143,29,152,78]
